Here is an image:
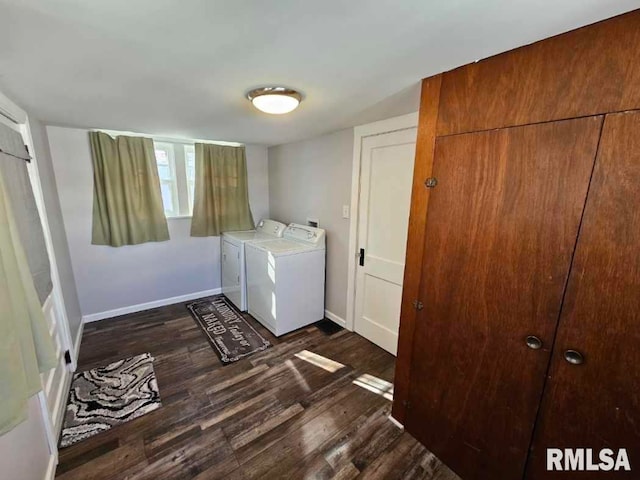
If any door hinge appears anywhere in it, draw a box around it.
[64,350,72,365]
[425,177,438,188]
[412,300,424,311]
[358,248,365,267]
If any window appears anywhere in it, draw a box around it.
[154,142,179,217]
[154,142,195,217]
[184,144,196,213]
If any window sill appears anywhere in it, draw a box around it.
[167,215,192,220]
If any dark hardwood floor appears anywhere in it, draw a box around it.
[55,299,459,480]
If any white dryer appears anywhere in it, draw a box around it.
[245,223,326,336]
[221,219,286,311]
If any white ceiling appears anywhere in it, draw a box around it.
[0,0,638,146]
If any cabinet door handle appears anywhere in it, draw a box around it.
[525,335,543,350]
[564,349,585,365]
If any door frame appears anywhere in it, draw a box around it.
[0,89,77,474]
[345,112,418,332]
[0,91,77,367]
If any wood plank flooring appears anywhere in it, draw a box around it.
[56,300,459,480]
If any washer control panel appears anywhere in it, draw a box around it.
[283,223,326,247]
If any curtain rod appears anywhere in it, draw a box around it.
[0,147,31,162]
[0,106,21,125]
[0,107,31,162]
[94,129,244,147]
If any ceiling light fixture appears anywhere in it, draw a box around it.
[247,87,302,114]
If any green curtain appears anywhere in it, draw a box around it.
[190,144,254,236]
[0,155,53,305]
[0,123,52,305]
[0,168,56,435]
[90,132,169,247]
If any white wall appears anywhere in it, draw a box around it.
[0,397,52,480]
[268,128,353,322]
[46,126,269,320]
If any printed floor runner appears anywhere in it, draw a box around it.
[60,352,161,448]
[187,295,271,364]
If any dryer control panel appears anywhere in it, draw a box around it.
[283,223,326,247]
[256,219,287,237]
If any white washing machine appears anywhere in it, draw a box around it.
[221,219,286,311]
[245,223,326,336]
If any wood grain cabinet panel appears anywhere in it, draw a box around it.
[405,117,603,480]
[393,75,442,425]
[436,10,640,136]
[526,111,640,479]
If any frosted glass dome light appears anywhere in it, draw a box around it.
[247,87,302,114]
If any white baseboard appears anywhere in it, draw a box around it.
[325,309,346,328]
[82,288,222,323]
[388,414,405,430]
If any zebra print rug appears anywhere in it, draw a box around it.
[60,352,162,448]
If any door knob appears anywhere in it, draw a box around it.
[525,335,543,350]
[564,350,584,365]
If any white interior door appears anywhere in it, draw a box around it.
[38,293,72,451]
[0,103,74,463]
[354,128,416,355]
[21,120,74,451]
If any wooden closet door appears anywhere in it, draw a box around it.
[405,116,603,480]
[526,112,640,479]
